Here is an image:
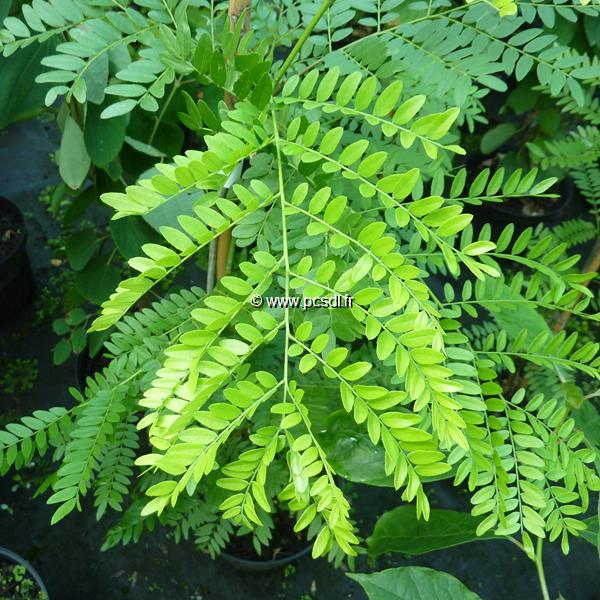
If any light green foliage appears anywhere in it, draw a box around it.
[1,287,203,514]
[440,227,599,320]
[431,166,557,206]
[1,0,599,565]
[278,67,465,158]
[80,58,598,559]
[451,382,598,555]
[0,407,70,474]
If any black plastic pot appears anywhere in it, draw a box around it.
[0,546,49,599]
[220,542,312,572]
[0,196,35,321]
[469,175,573,236]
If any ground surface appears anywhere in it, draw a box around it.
[0,119,598,600]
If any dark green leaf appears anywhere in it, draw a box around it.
[143,186,201,232]
[65,308,86,326]
[581,514,599,557]
[480,123,517,155]
[52,319,69,335]
[88,330,110,357]
[53,339,72,366]
[65,229,98,271]
[0,37,57,129]
[71,326,87,353]
[0,1,13,20]
[110,215,161,259]
[348,567,481,600]
[62,186,97,226]
[84,101,128,167]
[124,136,165,158]
[574,402,600,453]
[194,33,213,74]
[319,410,391,486]
[210,51,226,86]
[250,73,273,109]
[75,256,120,305]
[367,507,497,557]
[320,412,452,487]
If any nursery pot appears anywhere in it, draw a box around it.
[0,196,35,321]
[220,542,312,573]
[220,510,312,572]
[470,177,573,235]
[0,546,49,599]
[78,347,312,573]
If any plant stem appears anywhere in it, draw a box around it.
[274,0,336,86]
[226,227,236,273]
[206,239,217,293]
[223,0,252,112]
[148,76,182,145]
[208,177,239,288]
[215,0,252,281]
[507,536,526,552]
[272,110,290,399]
[535,537,550,600]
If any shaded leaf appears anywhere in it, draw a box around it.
[59,116,90,189]
[348,567,481,600]
[75,256,121,305]
[367,507,497,557]
[65,229,98,271]
[84,101,128,167]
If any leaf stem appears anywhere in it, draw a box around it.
[207,184,233,292]
[206,239,217,293]
[148,76,182,145]
[215,0,252,281]
[272,110,290,399]
[535,537,550,600]
[507,536,526,552]
[274,0,336,86]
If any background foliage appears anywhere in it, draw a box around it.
[0,0,599,595]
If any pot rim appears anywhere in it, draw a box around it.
[0,546,49,599]
[220,541,312,570]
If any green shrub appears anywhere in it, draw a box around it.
[0,0,598,583]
